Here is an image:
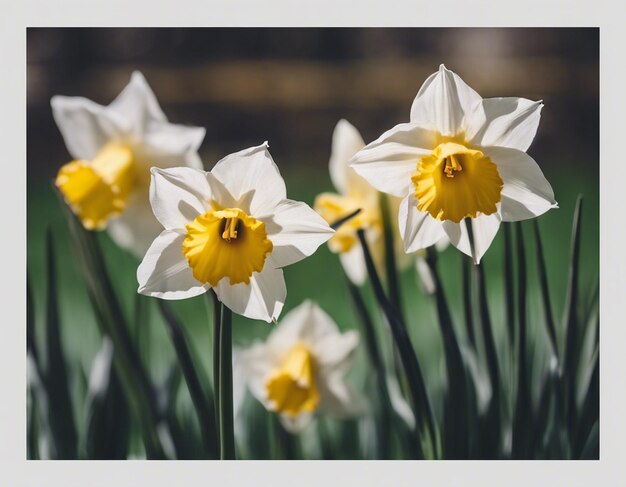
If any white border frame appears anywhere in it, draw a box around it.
[3,1,624,485]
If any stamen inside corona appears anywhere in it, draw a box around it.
[182,208,273,286]
[55,144,135,230]
[411,141,503,223]
[265,343,319,417]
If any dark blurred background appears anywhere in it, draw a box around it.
[27,28,599,412]
[28,28,598,180]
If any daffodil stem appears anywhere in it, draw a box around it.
[512,222,530,458]
[379,193,402,314]
[344,274,392,458]
[158,300,219,458]
[563,195,583,438]
[461,253,477,349]
[210,291,221,448]
[57,188,166,459]
[502,223,516,348]
[425,246,469,459]
[216,300,236,460]
[465,219,501,455]
[532,220,559,365]
[357,228,437,458]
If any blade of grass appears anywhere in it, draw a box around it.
[425,246,469,459]
[502,223,516,348]
[512,222,530,458]
[157,300,219,458]
[56,189,166,458]
[27,276,41,460]
[563,195,583,437]
[532,220,559,365]
[344,273,420,459]
[357,228,437,458]
[466,220,502,457]
[84,338,130,459]
[461,254,477,349]
[575,342,598,458]
[44,229,78,459]
[579,421,599,459]
[329,208,362,230]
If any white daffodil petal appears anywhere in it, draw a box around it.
[386,374,416,430]
[140,123,206,170]
[51,96,125,160]
[279,412,314,433]
[339,245,367,286]
[215,265,286,323]
[317,372,366,417]
[486,146,557,221]
[265,199,334,268]
[349,122,437,197]
[329,119,366,194]
[469,97,543,152]
[149,167,211,230]
[210,142,287,217]
[442,212,502,264]
[399,194,447,253]
[410,64,484,136]
[108,71,167,134]
[137,230,209,299]
[314,330,359,372]
[266,300,315,352]
[415,255,436,295]
[107,192,163,257]
[233,343,275,413]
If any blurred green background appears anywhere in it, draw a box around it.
[27,28,598,442]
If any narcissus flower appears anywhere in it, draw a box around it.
[235,300,363,432]
[136,143,333,322]
[350,64,557,263]
[314,120,383,284]
[52,71,205,256]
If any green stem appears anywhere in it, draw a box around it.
[379,193,402,314]
[217,301,235,459]
[461,254,477,349]
[563,195,583,439]
[357,229,436,458]
[465,219,501,457]
[502,223,516,348]
[158,301,219,458]
[425,246,468,459]
[512,222,530,458]
[210,291,222,450]
[532,220,559,366]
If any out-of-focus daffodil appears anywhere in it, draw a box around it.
[235,300,363,432]
[52,71,205,257]
[136,143,333,322]
[350,64,557,263]
[315,120,408,284]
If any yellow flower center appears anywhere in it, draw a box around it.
[412,141,503,223]
[182,208,273,286]
[265,343,319,417]
[55,144,136,230]
[314,192,380,253]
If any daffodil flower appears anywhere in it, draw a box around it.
[136,143,334,322]
[52,71,205,257]
[235,300,363,432]
[350,64,557,263]
[314,120,383,284]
